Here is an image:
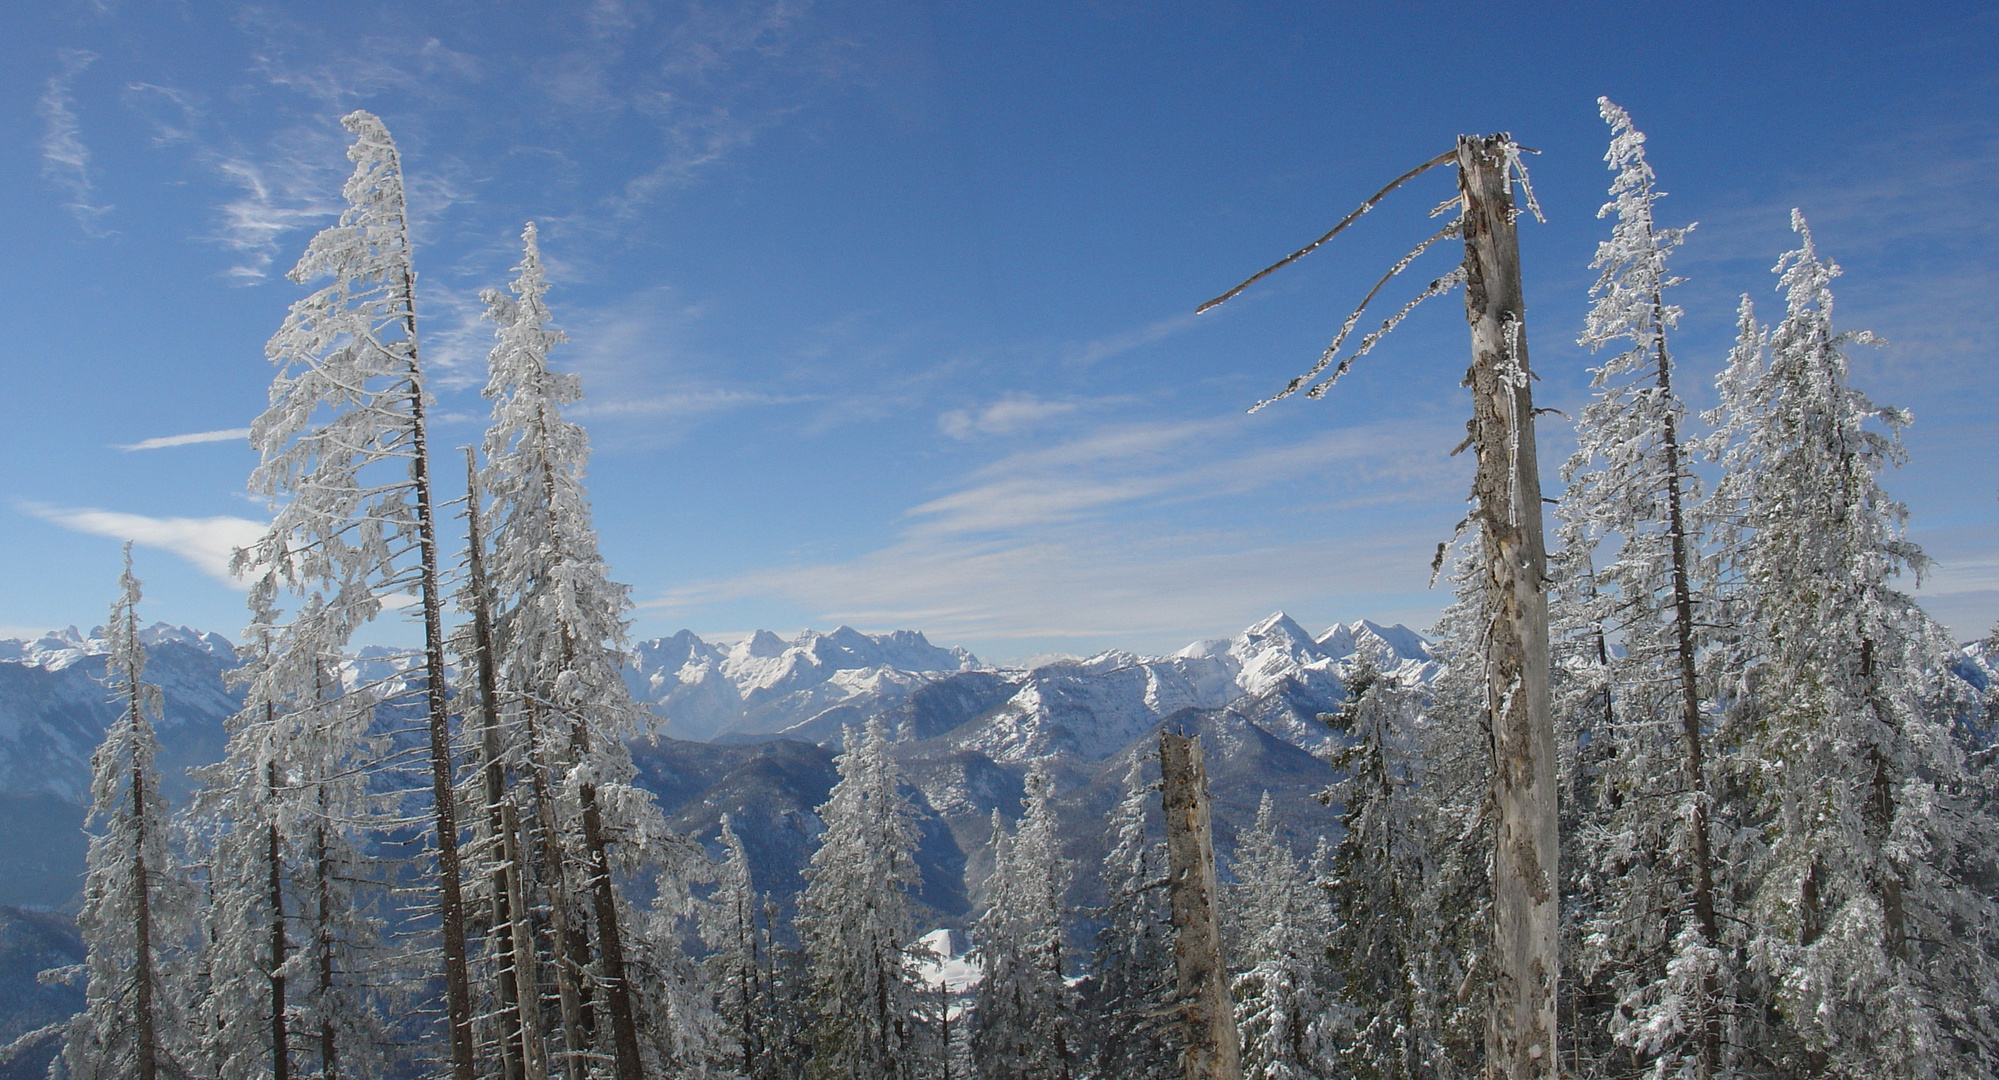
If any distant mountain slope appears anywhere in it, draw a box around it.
[0,625,239,806]
[0,906,83,1080]
[0,612,1431,913]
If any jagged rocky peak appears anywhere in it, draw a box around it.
[633,629,724,673]
[625,625,984,742]
[1235,611,1321,658]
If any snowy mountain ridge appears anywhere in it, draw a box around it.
[623,612,1436,758]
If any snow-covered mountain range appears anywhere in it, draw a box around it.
[0,612,1425,914]
[625,613,1434,754]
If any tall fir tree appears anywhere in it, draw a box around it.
[1086,755,1178,1080]
[799,718,922,1080]
[1703,213,1999,1078]
[1405,538,1494,1080]
[1229,793,1335,1080]
[1556,99,1732,1078]
[61,546,189,1080]
[704,815,782,1080]
[233,109,475,1079]
[1323,660,1430,1080]
[973,764,1075,1080]
[194,587,391,1080]
[476,221,699,1080]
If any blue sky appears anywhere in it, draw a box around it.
[2,1,1994,663]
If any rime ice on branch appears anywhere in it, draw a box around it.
[233,109,476,1080]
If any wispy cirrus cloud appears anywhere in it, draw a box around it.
[116,428,252,451]
[937,394,1082,439]
[23,504,266,585]
[569,388,807,420]
[1061,311,1202,367]
[38,50,114,237]
[644,412,1470,651]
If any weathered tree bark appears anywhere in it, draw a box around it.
[1159,731,1242,1080]
[1457,134,1559,1080]
[390,236,477,1080]
[523,719,593,1080]
[466,450,540,1080]
[567,709,645,1080]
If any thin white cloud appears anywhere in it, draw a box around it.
[1063,312,1201,366]
[569,388,805,420]
[938,394,1080,439]
[24,504,267,586]
[116,428,251,451]
[642,413,1469,649]
[38,50,114,237]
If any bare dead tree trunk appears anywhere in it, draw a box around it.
[564,692,644,1080]
[466,450,539,1080]
[523,715,592,1080]
[390,250,477,1080]
[1457,134,1559,1080]
[1160,731,1242,1080]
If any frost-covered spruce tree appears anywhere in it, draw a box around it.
[1555,99,1735,1077]
[704,815,777,1079]
[1229,793,1335,1080]
[1402,540,1493,1080]
[1703,214,1999,1078]
[1323,660,1433,1080]
[61,546,190,1080]
[973,764,1076,1080]
[476,221,695,1080]
[799,717,922,1080]
[194,585,392,1080]
[234,109,475,1079]
[1087,756,1178,1080]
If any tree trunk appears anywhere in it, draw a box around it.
[131,703,157,1080]
[269,760,290,1080]
[577,779,645,1080]
[382,189,476,1077]
[1457,133,1559,1080]
[466,450,538,1080]
[524,721,593,1080]
[1159,731,1241,1080]
[1655,293,1721,1078]
[315,819,337,1079]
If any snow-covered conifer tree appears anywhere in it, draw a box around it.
[799,717,922,1080]
[476,221,696,1080]
[1401,540,1493,1080]
[704,815,776,1079]
[60,546,190,1080]
[1323,660,1432,1080]
[233,109,475,1079]
[1087,755,1177,1080]
[195,584,392,1080]
[1556,99,1734,1077]
[1229,793,1335,1080]
[1704,214,1999,1077]
[973,765,1075,1080]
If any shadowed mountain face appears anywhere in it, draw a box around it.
[0,906,84,1080]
